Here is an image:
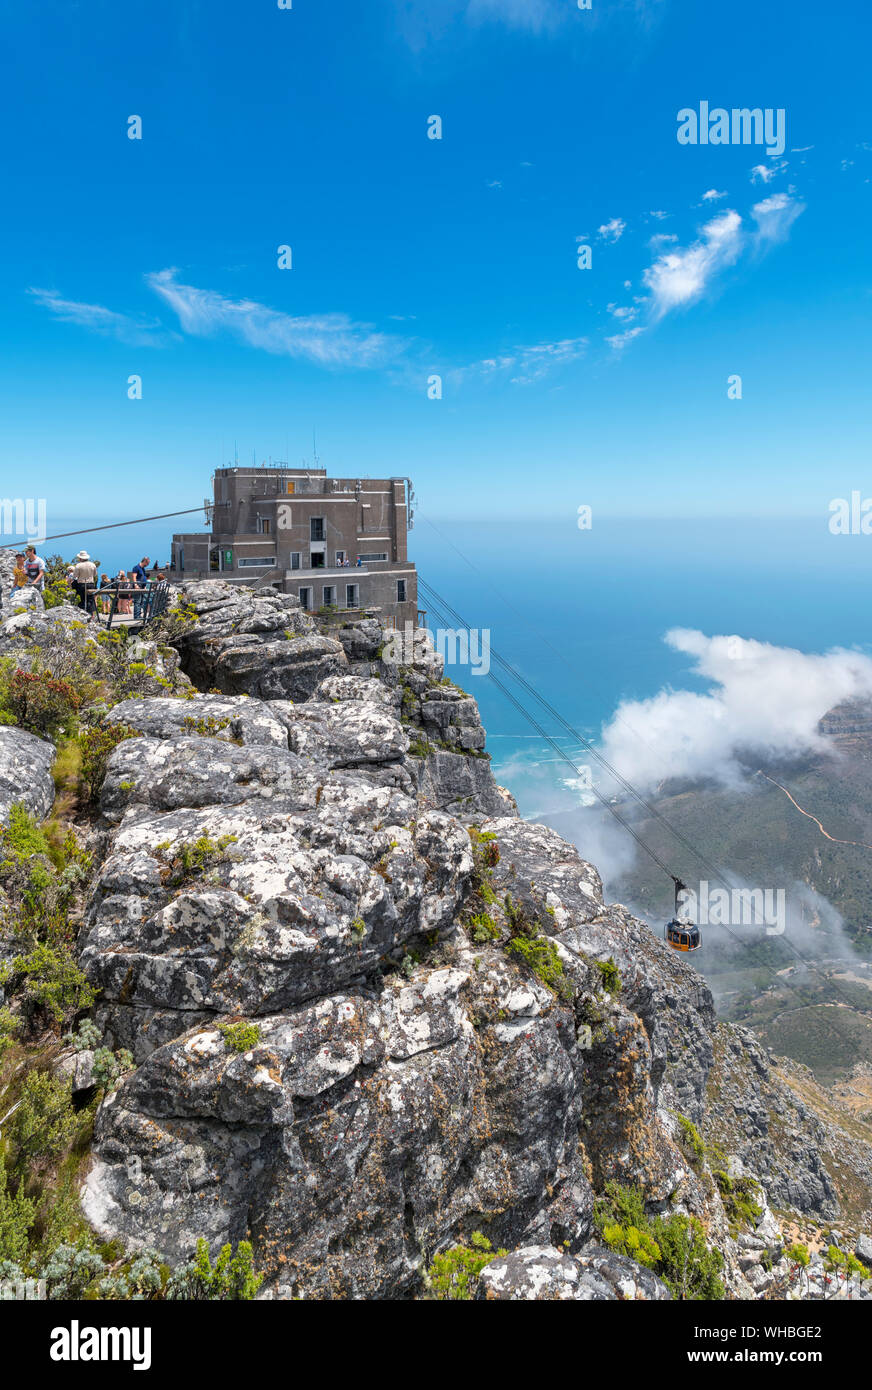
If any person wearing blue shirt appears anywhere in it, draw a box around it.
[131,556,150,620]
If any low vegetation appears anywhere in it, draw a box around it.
[424,1231,506,1299]
[594,1181,725,1300]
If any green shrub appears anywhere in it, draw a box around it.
[156,833,238,884]
[601,1220,661,1268]
[63,1018,101,1052]
[40,1243,106,1298]
[595,1181,725,1301]
[595,957,621,994]
[180,714,231,738]
[0,806,91,944]
[425,1231,506,1299]
[1,942,95,1028]
[469,911,500,943]
[78,720,139,801]
[673,1113,705,1168]
[714,1169,762,1234]
[0,1007,22,1059]
[8,1071,78,1169]
[146,598,199,644]
[218,1021,261,1054]
[4,668,81,737]
[503,894,573,1000]
[785,1241,810,1268]
[0,1157,36,1264]
[348,917,367,945]
[41,555,75,611]
[166,1238,263,1301]
[91,1047,134,1091]
[824,1245,869,1280]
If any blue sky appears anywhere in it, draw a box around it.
[2,0,871,542]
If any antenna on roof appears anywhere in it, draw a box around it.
[312,429,320,469]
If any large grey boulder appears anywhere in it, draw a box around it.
[173,580,346,700]
[413,747,519,819]
[82,941,597,1295]
[481,816,717,1127]
[279,699,408,767]
[99,736,321,822]
[0,726,56,826]
[106,695,289,748]
[419,685,487,753]
[477,1244,671,1301]
[80,791,472,1025]
[1,585,44,616]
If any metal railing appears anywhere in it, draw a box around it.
[82,581,170,630]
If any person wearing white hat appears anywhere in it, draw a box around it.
[70,550,98,614]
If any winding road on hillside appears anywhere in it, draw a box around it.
[756,770,872,851]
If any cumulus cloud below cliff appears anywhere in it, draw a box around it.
[598,629,872,794]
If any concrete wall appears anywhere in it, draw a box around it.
[171,468,416,624]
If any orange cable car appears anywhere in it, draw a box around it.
[664,878,702,952]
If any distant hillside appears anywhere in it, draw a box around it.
[602,698,872,1082]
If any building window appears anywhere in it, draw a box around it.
[322,586,335,607]
[310,517,325,541]
[335,550,346,566]
[345,584,359,609]
[178,548,184,572]
[397,579,407,602]
[237,557,277,567]
[299,587,312,611]
[257,517,271,534]
[358,552,387,563]
[290,552,301,570]
[286,481,295,495]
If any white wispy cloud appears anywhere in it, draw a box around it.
[751,192,805,244]
[396,0,666,45]
[750,159,788,184]
[607,303,638,321]
[601,629,872,792]
[624,191,804,333]
[147,269,403,369]
[466,0,564,29]
[642,210,744,317]
[648,232,678,249]
[453,337,588,386]
[606,326,646,352]
[28,288,174,347]
[701,188,727,202]
[597,217,626,243]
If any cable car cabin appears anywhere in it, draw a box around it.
[665,919,701,952]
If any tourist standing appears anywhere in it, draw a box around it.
[70,550,98,613]
[131,556,150,620]
[23,545,46,592]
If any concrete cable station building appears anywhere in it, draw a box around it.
[171,466,419,627]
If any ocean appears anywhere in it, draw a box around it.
[412,516,872,819]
